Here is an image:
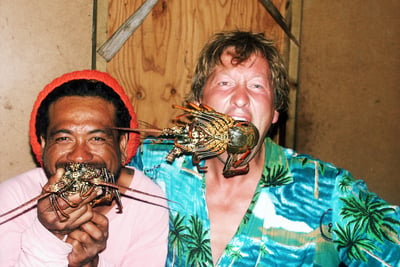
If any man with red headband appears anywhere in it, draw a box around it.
[0,70,168,266]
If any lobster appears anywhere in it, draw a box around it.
[114,102,260,177]
[0,162,169,225]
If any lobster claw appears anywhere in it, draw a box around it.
[222,153,251,178]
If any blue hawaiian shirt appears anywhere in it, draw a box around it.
[129,137,400,266]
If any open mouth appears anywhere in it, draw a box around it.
[232,116,251,122]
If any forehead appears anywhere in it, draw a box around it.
[214,48,270,75]
[49,96,116,120]
[219,47,269,68]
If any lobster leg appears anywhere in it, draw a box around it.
[49,193,71,222]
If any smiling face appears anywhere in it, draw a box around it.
[200,48,279,148]
[40,96,128,177]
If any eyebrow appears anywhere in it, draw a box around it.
[47,129,72,137]
[48,128,114,137]
[91,128,115,136]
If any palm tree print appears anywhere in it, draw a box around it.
[333,223,390,265]
[260,163,293,188]
[169,213,189,266]
[338,175,354,193]
[225,244,244,267]
[242,190,260,225]
[340,191,400,244]
[300,157,327,176]
[186,215,213,266]
[255,243,271,266]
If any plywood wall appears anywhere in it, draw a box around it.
[297,0,400,204]
[0,1,93,181]
[98,0,289,129]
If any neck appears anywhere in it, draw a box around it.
[204,145,265,264]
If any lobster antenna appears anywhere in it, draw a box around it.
[109,127,163,134]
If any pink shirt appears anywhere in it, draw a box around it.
[0,167,168,266]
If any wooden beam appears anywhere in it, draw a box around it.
[259,0,300,46]
[97,0,159,62]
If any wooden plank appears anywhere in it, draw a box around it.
[285,0,302,148]
[259,0,300,46]
[97,0,159,61]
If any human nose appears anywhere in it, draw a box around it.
[230,84,250,107]
[66,142,93,163]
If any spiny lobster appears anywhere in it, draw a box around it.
[0,162,169,225]
[114,102,260,178]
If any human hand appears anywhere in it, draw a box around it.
[66,211,109,267]
[37,168,101,239]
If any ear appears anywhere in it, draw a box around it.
[272,110,280,124]
[40,136,46,151]
[119,133,129,164]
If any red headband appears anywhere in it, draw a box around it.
[29,70,139,165]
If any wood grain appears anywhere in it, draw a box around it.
[104,0,287,129]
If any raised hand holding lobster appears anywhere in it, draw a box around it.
[36,167,103,240]
[37,166,109,266]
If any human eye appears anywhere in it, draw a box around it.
[90,136,107,144]
[50,131,73,144]
[216,78,237,91]
[88,129,113,144]
[248,79,269,92]
[217,81,231,87]
[251,84,264,89]
[54,136,70,143]
[247,83,264,92]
